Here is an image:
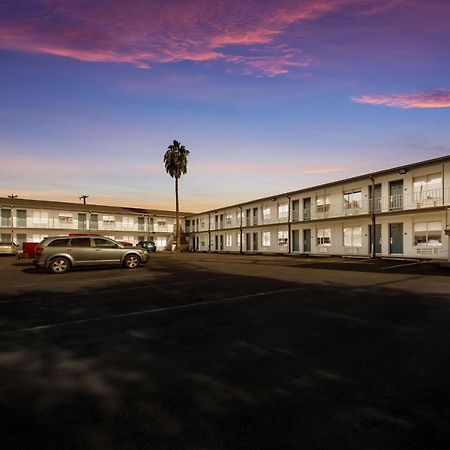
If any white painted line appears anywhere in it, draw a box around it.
[380,261,429,270]
[0,276,238,305]
[1,286,306,335]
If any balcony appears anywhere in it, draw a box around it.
[234,187,450,227]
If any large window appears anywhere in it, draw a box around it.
[262,207,271,222]
[278,203,288,220]
[32,211,49,226]
[413,222,442,247]
[122,216,134,230]
[156,236,167,248]
[343,191,362,209]
[226,213,232,226]
[278,230,288,246]
[262,231,271,246]
[225,234,233,247]
[103,215,115,223]
[413,174,442,201]
[317,228,331,246]
[58,213,73,224]
[316,195,330,213]
[343,226,362,247]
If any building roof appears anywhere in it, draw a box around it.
[186,154,450,216]
[0,197,193,217]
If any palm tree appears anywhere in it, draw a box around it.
[164,140,190,251]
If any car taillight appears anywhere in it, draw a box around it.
[35,245,44,255]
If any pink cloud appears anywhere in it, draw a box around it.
[352,90,450,108]
[0,0,401,76]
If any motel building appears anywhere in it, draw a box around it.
[186,155,450,262]
[1,156,450,262]
[0,198,189,251]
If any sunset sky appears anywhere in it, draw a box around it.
[1,0,449,212]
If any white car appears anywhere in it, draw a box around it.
[0,241,18,256]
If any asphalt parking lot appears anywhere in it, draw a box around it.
[0,253,449,449]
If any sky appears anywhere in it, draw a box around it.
[0,0,449,212]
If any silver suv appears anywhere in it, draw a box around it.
[33,235,149,274]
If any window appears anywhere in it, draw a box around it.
[16,234,27,245]
[262,231,271,246]
[317,228,331,246]
[413,222,442,247]
[263,207,271,222]
[122,216,134,230]
[48,238,70,247]
[32,211,49,226]
[1,233,12,242]
[90,214,98,230]
[316,195,330,213]
[16,210,27,227]
[138,217,145,231]
[343,191,362,209]
[70,238,91,247]
[94,238,116,248]
[236,233,241,247]
[413,174,442,201]
[343,226,362,247]
[103,215,115,223]
[278,203,288,220]
[1,209,11,227]
[157,220,167,227]
[156,236,167,248]
[225,234,233,247]
[200,218,206,229]
[226,213,232,225]
[235,210,243,224]
[278,230,288,246]
[58,213,73,224]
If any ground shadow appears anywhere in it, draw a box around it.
[1,256,450,449]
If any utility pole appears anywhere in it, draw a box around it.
[8,194,18,243]
[79,195,89,205]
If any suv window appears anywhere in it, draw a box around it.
[48,238,70,247]
[70,238,91,247]
[94,238,116,248]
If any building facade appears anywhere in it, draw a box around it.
[186,156,450,260]
[0,198,188,251]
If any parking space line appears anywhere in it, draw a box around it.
[380,261,429,270]
[0,276,239,305]
[0,286,306,335]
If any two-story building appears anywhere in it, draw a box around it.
[0,198,190,250]
[186,155,450,260]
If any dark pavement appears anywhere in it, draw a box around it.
[0,253,449,449]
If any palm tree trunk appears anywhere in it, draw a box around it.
[175,177,180,251]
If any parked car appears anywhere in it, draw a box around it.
[21,242,39,259]
[136,241,157,252]
[33,235,149,274]
[0,241,18,256]
[117,241,134,247]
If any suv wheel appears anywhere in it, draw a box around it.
[49,257,70,274]
[124,254,140,269]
